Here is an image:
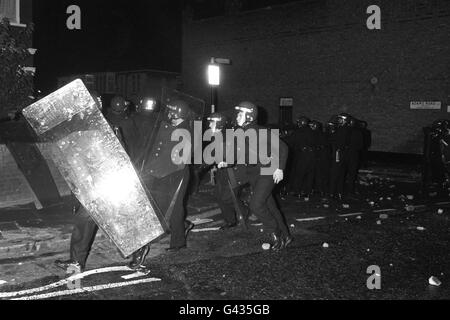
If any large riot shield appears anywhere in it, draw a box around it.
[21,80,165,257]
[134,88,205,225]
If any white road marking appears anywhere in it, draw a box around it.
[190,218,215,225]
[13,278,161,300]
[435,202,450,206]
[121,271,150,280]
[191,227,221,233]
[189,208,222,221]
[295,217,326,222]
[0,266,132,299]
[373,209,397,213]
[339,212,364,217]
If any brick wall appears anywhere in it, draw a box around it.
[0,143,71,209]
[182,0,450,154]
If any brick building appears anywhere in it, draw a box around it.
[0,0,35,74]
[182,0,450,154]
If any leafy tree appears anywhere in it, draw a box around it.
[0,18,34,117]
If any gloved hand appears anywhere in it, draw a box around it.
[218,162,228,169]
[273,169,284,184]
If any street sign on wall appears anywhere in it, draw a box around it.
[410,101,441,110]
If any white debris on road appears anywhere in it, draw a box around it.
[322,243,329,248]
[429,276,442,287]
[262,243,271,250]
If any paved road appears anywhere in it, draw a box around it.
[1,200,449,300]
[1,175,450,300]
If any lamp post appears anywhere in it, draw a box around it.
[208,58,220,113]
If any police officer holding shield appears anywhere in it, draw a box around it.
[139,99,195,252]
[55,95,149,272]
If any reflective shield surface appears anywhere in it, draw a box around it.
[22,79,165,257]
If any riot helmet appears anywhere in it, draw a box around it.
[110,95,127,114]
[309,120,322,131]
[296,116,310,128]
[235,101,258,127]
[166,99,191,124]
[207,112,229,133]
[337,113,351,127]
[138,97,160,113]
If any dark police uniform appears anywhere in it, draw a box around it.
[329,125,363,197]
[239,124,290,238]
[345,126,363,194]
[312,127,330,195]
[214,167,248,226]
[288,126,315,196]
[140,119,192,249]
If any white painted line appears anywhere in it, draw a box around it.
[189,208,222,221]
[373,209,397,213]
[191,227,221,233]
[339,212,364,217]
[121,271,150,280]
[435,202,450,206]
[190,218,214,225]
[13,278,161,300]
[251,223,263,226]
[0,266,132,299]
[0,280,7,285]
[295,217,326,222]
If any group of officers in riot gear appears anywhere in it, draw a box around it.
[55,94,293,274]
[282,114,371,202]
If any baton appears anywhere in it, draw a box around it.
[165,175,184,225]
[225,168,248,230]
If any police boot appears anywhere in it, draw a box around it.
[185,220,195,237]
[283,235,294,249]
[54,259,85,273]
[219,221,237,230]
[128,245,150,270]
[270,232,285,251]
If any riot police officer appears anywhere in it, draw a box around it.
[288,116,315,200]
[328,113,363,200]
[218,101,292,251]
[310,120,329,197]
[55,94,148,272]
[345,116,364,196]
[140,99,195,252]
[329,113,350,200]
[359,120,371,169]
[106,95,140,162]
[207,113,248,229]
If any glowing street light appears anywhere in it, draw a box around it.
[208,63,220,86]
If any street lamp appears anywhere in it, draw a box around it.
[208,59,220,113]
[207,57,231,113]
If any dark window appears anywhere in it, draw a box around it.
[189,0,226,20]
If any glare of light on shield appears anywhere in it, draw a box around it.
[96,168,136,206]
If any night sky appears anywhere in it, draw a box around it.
[33,0,182,94]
